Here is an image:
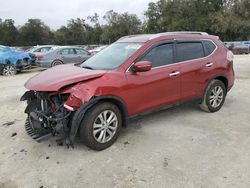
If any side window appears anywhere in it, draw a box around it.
[40,47,51,53]
[34,47,50,53]
[75,48,88,55]
[68,48,75,54]
[60,49,69,55]
[60,48,75,55]
[34,48,42,52]
[203,40,216,56]
[140,43,174,68]
[176,42,204,62]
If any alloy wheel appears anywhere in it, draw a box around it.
[93,110,118,143]
[3,65,16,76]
[209,86,224,108]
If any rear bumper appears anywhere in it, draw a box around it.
[36,60,52,68]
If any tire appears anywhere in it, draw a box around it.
[2,64,17,76]
[200,79,227,113]
[79,102,122,151]
[51,60,63,67]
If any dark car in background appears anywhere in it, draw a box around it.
[36,46,91,68]
[226,42,249,54]
[243,41,250,51]
[0,45,31,76]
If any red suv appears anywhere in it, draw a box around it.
[21,32,235,150]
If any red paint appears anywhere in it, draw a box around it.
[25,33,235,117]
[25,64,106,91]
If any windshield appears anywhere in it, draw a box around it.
[81,42,142,70]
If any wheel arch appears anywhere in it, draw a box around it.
[213,76,228,91]
[69,95,129,143]
[92,95,129,128]
[51,59,63,67]
[204,75,228,94]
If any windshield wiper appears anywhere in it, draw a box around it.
[82,66,95,70]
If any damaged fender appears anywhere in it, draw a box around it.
[68,95,129,143]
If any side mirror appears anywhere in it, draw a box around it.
[133,61,152,72]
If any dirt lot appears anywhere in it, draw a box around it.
[0,56,250,188]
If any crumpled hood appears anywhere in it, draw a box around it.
[25,64,106,91]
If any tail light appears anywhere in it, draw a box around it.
[227,50,234,62]
[36,55,45,60]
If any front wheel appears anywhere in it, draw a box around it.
[79,102,122,151]
[200,80,227,112]
[2,64,17,76]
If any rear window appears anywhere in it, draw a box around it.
[34,47,52,53]
[176,42,204,62]
[203,40,216,55]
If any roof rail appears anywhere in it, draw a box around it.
[149,31,208,40]
[117,34,153,41]
[164,31,208,35]
[118,31,209,42]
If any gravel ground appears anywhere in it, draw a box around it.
[0,56,250,188]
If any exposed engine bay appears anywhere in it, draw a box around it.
[21,90,76,147]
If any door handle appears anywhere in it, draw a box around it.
[206,62,214,67]
[169,71,180,77]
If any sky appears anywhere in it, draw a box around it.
[0,0,157,30]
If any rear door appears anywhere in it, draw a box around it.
[176,40,217,101]
[59,48,77,64]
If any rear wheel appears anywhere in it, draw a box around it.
[51,60,63,67]
[2,64,17,76]
[79,102,122,151]
[200,79,227,112]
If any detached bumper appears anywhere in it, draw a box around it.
[25,117,52,142]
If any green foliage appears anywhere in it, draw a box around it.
[144,0,250,41]
[19,19,54,45]
[55,18,88,45]
[101,10,142,43]
[0,1,249,46]
[0,19,20,46]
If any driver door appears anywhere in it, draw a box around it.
[124,42,181,116]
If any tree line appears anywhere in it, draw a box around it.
[0,0,249,46]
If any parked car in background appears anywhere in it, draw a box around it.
[35,46,91,68]
[83,45,99,51]
[0,45,31,76]
[225,41,250,54]
[228,43,249,54]
[243,41,250,50]
[26,45,59,64]
[88,45,108,55]
[21,32,235,150]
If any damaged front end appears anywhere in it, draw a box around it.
[21,90,82,147]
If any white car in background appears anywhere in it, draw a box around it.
[88,45,108,55]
